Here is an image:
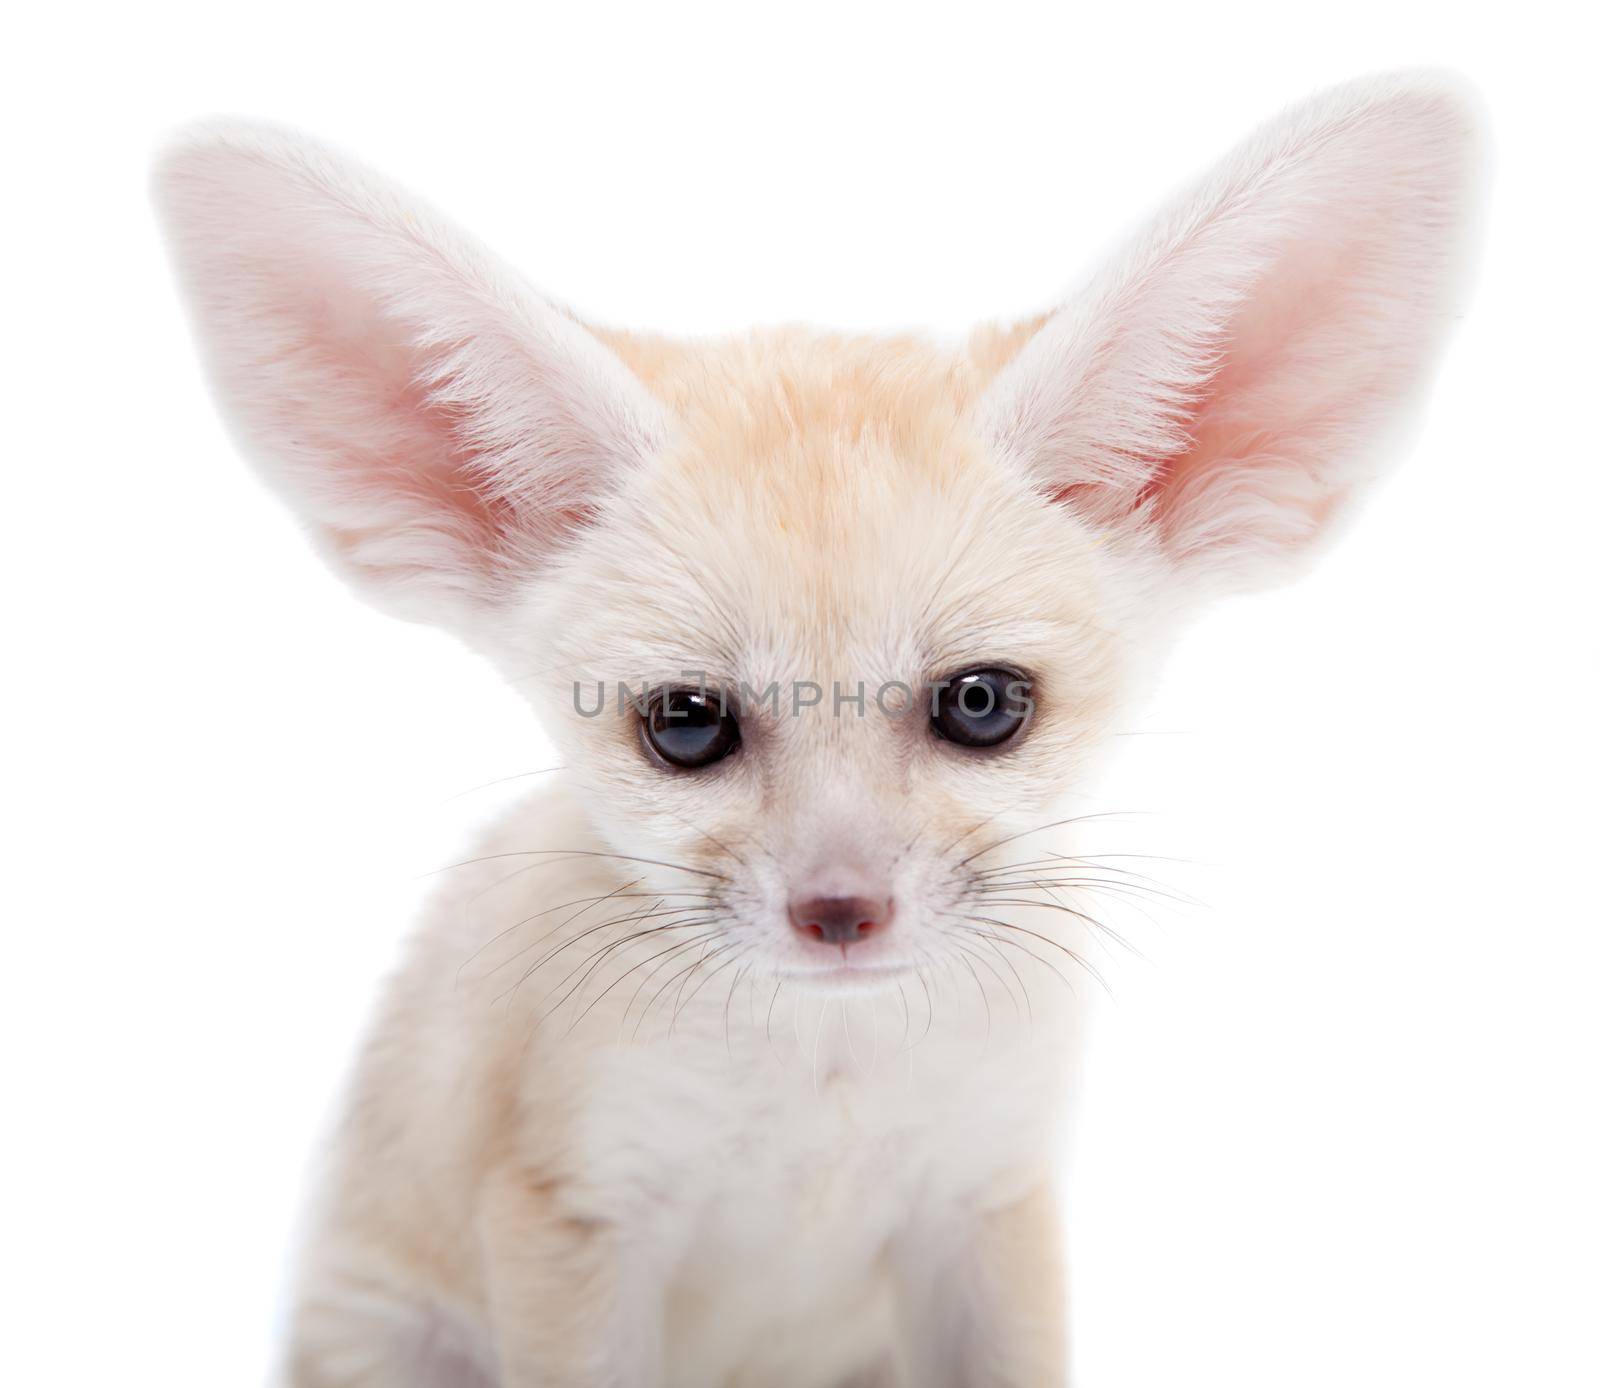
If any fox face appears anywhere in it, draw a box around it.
[154,76,1481,997]
[511,329,1132,987]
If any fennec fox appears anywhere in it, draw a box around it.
[155,72,1481,1388]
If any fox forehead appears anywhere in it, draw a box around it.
[595,321,1043,465]
[536,324,1118,692]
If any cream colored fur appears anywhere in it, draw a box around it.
[153,72,1482,1387]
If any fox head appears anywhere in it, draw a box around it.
[154,75,1481,991]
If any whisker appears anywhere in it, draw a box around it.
[558,923,722,1036]
[547,902,701,1023]
[667,938,715,1030]
[635,940,738,1042]
[427,847,730,883]
[972,853,1197,904]
[971,854,1191,894]
[513,906,711,1016]
[911,953,936,1049]
[959,926,1032,1026]
[940,909,1112,995]
[765,977,788,1056]
[442,764,564,803]
[940,810,1004,859]
[724,962,752,1059]
[948,920,1078,995]
[955,811,1149,869]
[974,876,1185,919]
[493,897,704,1006]
[617,931,727,1041]
[458,879,648,983]
[966,894,1141,959]
[673,942,751,1033]
[983,876,1172,947]
[949,942,995,1048]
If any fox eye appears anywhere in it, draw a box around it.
[930,668,1032,749]
[642,688,741,770]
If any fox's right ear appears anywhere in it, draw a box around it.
[153,121,668,629]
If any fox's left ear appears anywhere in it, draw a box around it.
[979,73,1485,597]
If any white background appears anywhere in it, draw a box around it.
[3,3,1596,1385]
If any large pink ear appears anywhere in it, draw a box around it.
[153,121,668,627]
[978,74,1484,596]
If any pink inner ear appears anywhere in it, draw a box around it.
[261,263,531,590]
[1002,79,1479,590]
[155,122,674,624]
[1135,229,1417,564]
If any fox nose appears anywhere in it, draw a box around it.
[788,895,893,946]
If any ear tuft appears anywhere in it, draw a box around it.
[153,119,668,628]
[978,72,1486,596]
